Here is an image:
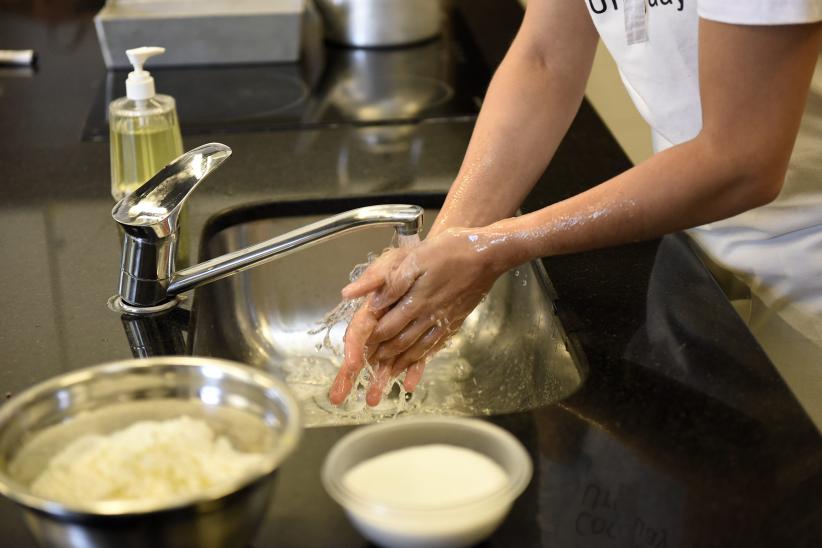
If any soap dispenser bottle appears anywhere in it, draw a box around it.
[109,46,183,201]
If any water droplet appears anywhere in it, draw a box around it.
[521,280,527,287]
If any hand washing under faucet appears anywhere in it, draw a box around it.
[111,142,424,314]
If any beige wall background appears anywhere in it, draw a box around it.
[518,0,653,165]
[586,43,654,164]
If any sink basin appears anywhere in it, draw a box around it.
[191,198,585,426]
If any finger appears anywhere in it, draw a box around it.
[370,254,422,310]
[342,249,405,300]
[365,292,422,347]
[329,304,378,405]
[371,317,433,362]
[366,360,395,407]
[404,361,428,392]
[342,267,385,300]
[390,359,407,379]
[388,326,452,390]
[329,361,358,406]
[394,323,456,374]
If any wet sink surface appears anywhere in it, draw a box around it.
[192,200,585,426]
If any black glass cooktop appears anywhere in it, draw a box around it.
[82,5,489,141]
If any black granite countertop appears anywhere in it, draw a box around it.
[1,2,821,547]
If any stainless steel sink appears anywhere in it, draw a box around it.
[191,200,585,426]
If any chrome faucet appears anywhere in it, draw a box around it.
[112,143,424,313]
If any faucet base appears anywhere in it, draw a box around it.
[107,294,185,316]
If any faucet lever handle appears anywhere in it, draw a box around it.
[111,142,232,238]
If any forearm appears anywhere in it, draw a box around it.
[482,136,785,270]
[431,1,598,236]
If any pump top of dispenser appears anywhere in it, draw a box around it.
[125,47,165,100]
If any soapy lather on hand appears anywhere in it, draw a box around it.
[328,227,518,406]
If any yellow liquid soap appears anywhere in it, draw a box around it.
[110,119,183,201]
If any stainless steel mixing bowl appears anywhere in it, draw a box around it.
[0,356,302,548]
[315,0,443,47]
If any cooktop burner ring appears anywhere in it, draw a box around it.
[330,75,455,122]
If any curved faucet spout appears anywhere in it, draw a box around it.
[111,142,424,312]
[167,204,424,297]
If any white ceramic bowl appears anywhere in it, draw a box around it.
[321,416,532,548]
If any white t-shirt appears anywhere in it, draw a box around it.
[584,0,822,342]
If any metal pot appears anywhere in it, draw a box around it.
[315,0,443,47]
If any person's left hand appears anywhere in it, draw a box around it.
[328,227,515,406]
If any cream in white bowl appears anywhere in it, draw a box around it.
[342,444,508,508]
[322,416,533,548]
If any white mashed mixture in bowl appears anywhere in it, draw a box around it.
[30,416,268,506]
[323,416,532,548]
[0,357,302,548]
